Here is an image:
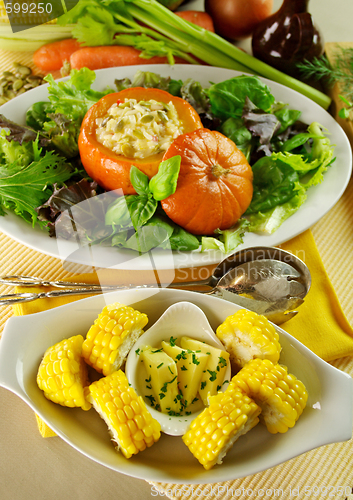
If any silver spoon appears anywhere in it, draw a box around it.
[213,259,308,324]
[0,247,311,324]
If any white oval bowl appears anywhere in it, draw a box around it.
[0,288,351,484]
[125,301,231,435]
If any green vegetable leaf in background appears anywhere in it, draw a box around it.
[201,219,249,253]
[0,139,73,225]
[247,188,307,235]
[37,179,115,241]
[58,0,197,64]
[0,128,36,167]
[274,107,302,135]
[281,132,321,153]
[208,76,275,120]
[180,79,211,116]
[246,156,300,214]
[219,117,253,161]
[218,219,250,253]
[26,102,55,131]
[42,114,80,159]
[303,122,335,187]
[44,68,111,124]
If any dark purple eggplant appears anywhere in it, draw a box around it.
[251,0,324,76]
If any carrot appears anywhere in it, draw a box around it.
[175,10,215,32]
[70,45,188,71]
[33,38,82,72]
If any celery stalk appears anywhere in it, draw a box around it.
[0,24,73,51]
[127,0,331,109]
[126,4,251,73]
[106,9,200,65]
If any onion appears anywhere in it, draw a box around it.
[204,0,273,41]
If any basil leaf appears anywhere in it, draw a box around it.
[125,215,173,253]
[153,219,200,251]
[149,156,181,201]
[105,195,134,228]
[168,226,200,251]
[126,193,157,229]
[130,166,150,195]
[111,228,130,247]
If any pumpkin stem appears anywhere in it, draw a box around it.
[211,164,231,178]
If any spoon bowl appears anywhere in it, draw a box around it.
[173,247,311,324]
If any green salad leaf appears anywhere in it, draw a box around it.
[208,75,275,120]
[246,121,335,233]
[219,117,253,161]
[246,156,300,214]
[44,68,111,123]
[0,132,74,225]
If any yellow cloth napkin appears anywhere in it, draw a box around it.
[12,228,353,438]
[280,230,353,361]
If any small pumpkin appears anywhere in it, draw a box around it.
[160,128,253,235]
[78,87,203,194]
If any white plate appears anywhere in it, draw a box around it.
[0,288,351,484]
[0,65,351,270]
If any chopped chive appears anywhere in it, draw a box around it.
[208,370,217,382]
[192,353,200,365]
[169,336,177,346]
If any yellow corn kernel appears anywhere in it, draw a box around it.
[37,335,91,411]
[182,388,261,470]
[216,309,281,372]
[82,303,148,376]
[86,370,161,459]
[229,358,308,434]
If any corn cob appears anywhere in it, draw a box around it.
[216,309,281,372]
[37,335,91,411]
[82,302,148,376]
[85,370,161,458]
[229,358,308,434]
[182,388,261,470]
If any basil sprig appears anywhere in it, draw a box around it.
[106,155,181,231]
[105,155,199,252]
